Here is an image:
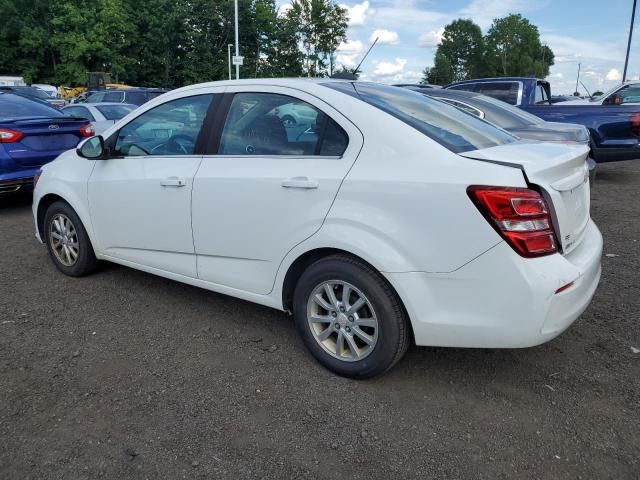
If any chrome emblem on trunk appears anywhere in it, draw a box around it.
[48,124,59,130]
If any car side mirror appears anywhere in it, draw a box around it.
[77,135,104,159]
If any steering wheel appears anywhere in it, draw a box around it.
[151,134,195,155]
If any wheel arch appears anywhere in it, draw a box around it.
[280,248,415,343]
[36,193,67,239]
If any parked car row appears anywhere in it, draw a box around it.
[29,79,603,379]
[444,77,640,163]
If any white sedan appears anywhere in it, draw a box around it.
[32,79,603,378]
[62,103,137,134]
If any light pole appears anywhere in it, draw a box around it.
[227,44,233,80]
[234,0,240,80]
[623,0,637,82]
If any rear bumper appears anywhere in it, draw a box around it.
[0,174,36,194]
[385,219,603,348]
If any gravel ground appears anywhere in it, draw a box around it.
[1,162,639,479]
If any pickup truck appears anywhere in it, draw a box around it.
[445,77,640,163]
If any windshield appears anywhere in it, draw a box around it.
[97,104,135,120]
[590,84,623,102]
[325,82,516,154]
[474,95,545,127]
[0,94,63,118]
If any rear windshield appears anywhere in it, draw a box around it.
[0,94,63,118]
[325,82,515,153]
[473,82,521,105]
[97,104,135,120]
[475,95,545,128]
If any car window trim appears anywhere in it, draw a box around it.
[434,97,485,118]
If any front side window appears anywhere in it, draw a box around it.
[326,82,515,154]
[114,94,213,156]
[611,85,640,104]
[473,82,520,105]
[218,92,348,156]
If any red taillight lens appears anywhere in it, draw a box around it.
[631,113,640,136]
[79,123,95,137]
[467,186,558,258]
[0,128,24,143]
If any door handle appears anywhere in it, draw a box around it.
[281,177,319,189]
[160,177,186,187]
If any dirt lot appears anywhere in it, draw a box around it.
[1,162,639,480]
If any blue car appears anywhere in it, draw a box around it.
[0,92,93,194]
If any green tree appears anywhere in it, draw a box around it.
[424,51,454,85]
[437,19,483,81]
[483,14,554,77]
[286,0,348,76]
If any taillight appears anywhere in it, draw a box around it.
[79,123,95,137]
[631,113,640,136]
[0,128,24,143]
[467,186,558,258]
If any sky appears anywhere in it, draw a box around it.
[276,0,640,95]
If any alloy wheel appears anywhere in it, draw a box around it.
[306,280,379,362]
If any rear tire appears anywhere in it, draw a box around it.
[293,254,410,379]
[44,201,98,277]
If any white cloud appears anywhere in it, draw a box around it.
[459,0,546,29]
[373,58,407,77]
[336,39,365,68]
[340,1,373,27]
[606,68,622,81]
[370,29,399,45]
[542,34,625,63]
[419,27,444,48]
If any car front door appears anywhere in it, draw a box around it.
[191,87,363,294]
[88,93,216,277]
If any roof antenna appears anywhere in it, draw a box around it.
[579,80,592,99]
[330,37,379,80]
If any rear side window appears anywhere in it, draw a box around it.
[0,94,63,118]
[474,82,520,105]
[86,92,105,103]
[325,82,515,154]
[218,92,348,156]
[125,92,148,105]
[64,106,95,121]
[447,83,476,92]
[103,91,124,103]
[97,105,134,120]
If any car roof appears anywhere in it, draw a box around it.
[66,102,137,108]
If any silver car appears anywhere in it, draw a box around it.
[62,103,137,134]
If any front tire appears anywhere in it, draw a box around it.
[44,201,98,277]
[293,255,410,379]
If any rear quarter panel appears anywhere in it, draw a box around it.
[275,100,528,278]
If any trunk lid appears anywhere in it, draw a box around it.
[0,117,88,167]
[461,142,591,255]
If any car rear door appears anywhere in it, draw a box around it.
[191,86,363,295]
[87,92,216,277]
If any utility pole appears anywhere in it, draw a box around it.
[623,0,637,82]
[575,62,581,95]
[234,0,240,80]
[227,44,233,81]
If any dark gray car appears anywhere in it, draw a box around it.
[400,87,596,177]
